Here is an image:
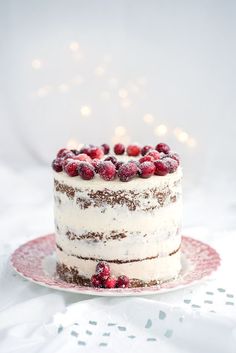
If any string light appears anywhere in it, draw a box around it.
[80,105,91,117]
[69,41,80,52]
[118,89,128,99]
[58,83,69,93]
[36,85,51,97]
[154,124,168,136]
[32,59,42,70]
[100,91,111,101]
[143,114,154,124]
[95,66,105,76]
[176,130,189,143]
[114,126,127,137]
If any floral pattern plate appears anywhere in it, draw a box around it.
[10,234,220,296]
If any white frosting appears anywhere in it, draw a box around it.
[56,248,181,282]
[54,165,183,283]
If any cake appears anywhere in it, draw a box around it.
[52,142,182,288]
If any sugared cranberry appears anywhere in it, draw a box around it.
[64,160,80,177]
[91,274,102,288]
[141,145,154,156]
[104,276,117,288]
[154,160,169,176]
[78,162,95,180]
[114,143,125,155]
[63,151,75,160]
[126,144,141,156]
[104,156,118,165]
[101,143,110,155]
[89,147,104,160]
[90,158,101,172]
[156,143,170,154]
[116,161,124,170]
[57,148,69,158]
[97,161,116,181]
[146,150,161,161]
[73,153,92,163]
[52,158,63,172]
[118,162,138,182]
[96,261,111,280]
[70,149,80,155]
[163,152,180,165]
[79,145,91,155]
[139,162,155,178]
[139,155,153,163]
[61,158,74,171]
[116,275,130,288]
[164,157,178,173]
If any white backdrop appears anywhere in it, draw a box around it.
[1,0,236,229]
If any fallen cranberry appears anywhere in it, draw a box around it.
[126,144,141,156]
[101,143,110,155]
[78,162,95,180]
[116,275,130,288]
[154,160,169,176]
[118,162,138,182]
[97,161,116,181]
[141,145,154,156]
[156,143,170,154]
[114,143,125,155]
[91,274,102,288]
[139,161,155,178]
[104,276,117,288]
[96,261,111,280]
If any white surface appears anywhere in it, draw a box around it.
[1,164,236,352]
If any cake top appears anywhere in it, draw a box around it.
[52,142,180,182]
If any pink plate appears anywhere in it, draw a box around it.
[10,234,220,296]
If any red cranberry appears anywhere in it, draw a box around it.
[97,161,116,181]
[64,160,80,177]
[96,261,111,280]
[164,152,180,165]
[154,160,169,176]
[78,162,95,180]
[104,276,117,288]
[141,145,154,156]
[116,161,124,170]
[57,148,69,158]
[63,151,75,160]
[118,162,138,182]
[52,158,63,172]
[91,274,102,288]
[116,275,130,288]
[89,147,104,160]
[73,153,92,163]
[126,144,141,156]
[114,143,125,155]
[139,162,155,178]
[70,149,80,155]
[61,158,74,171]
[101,143,110,155]
[164,157,178,173]
[139,155,153,163]
[90,158,101,172]
[156,143,170,154]
[146,150,161,161]
[104,156,118,165]
[79,145,91,155]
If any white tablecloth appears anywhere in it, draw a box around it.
[1,165,236,353]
